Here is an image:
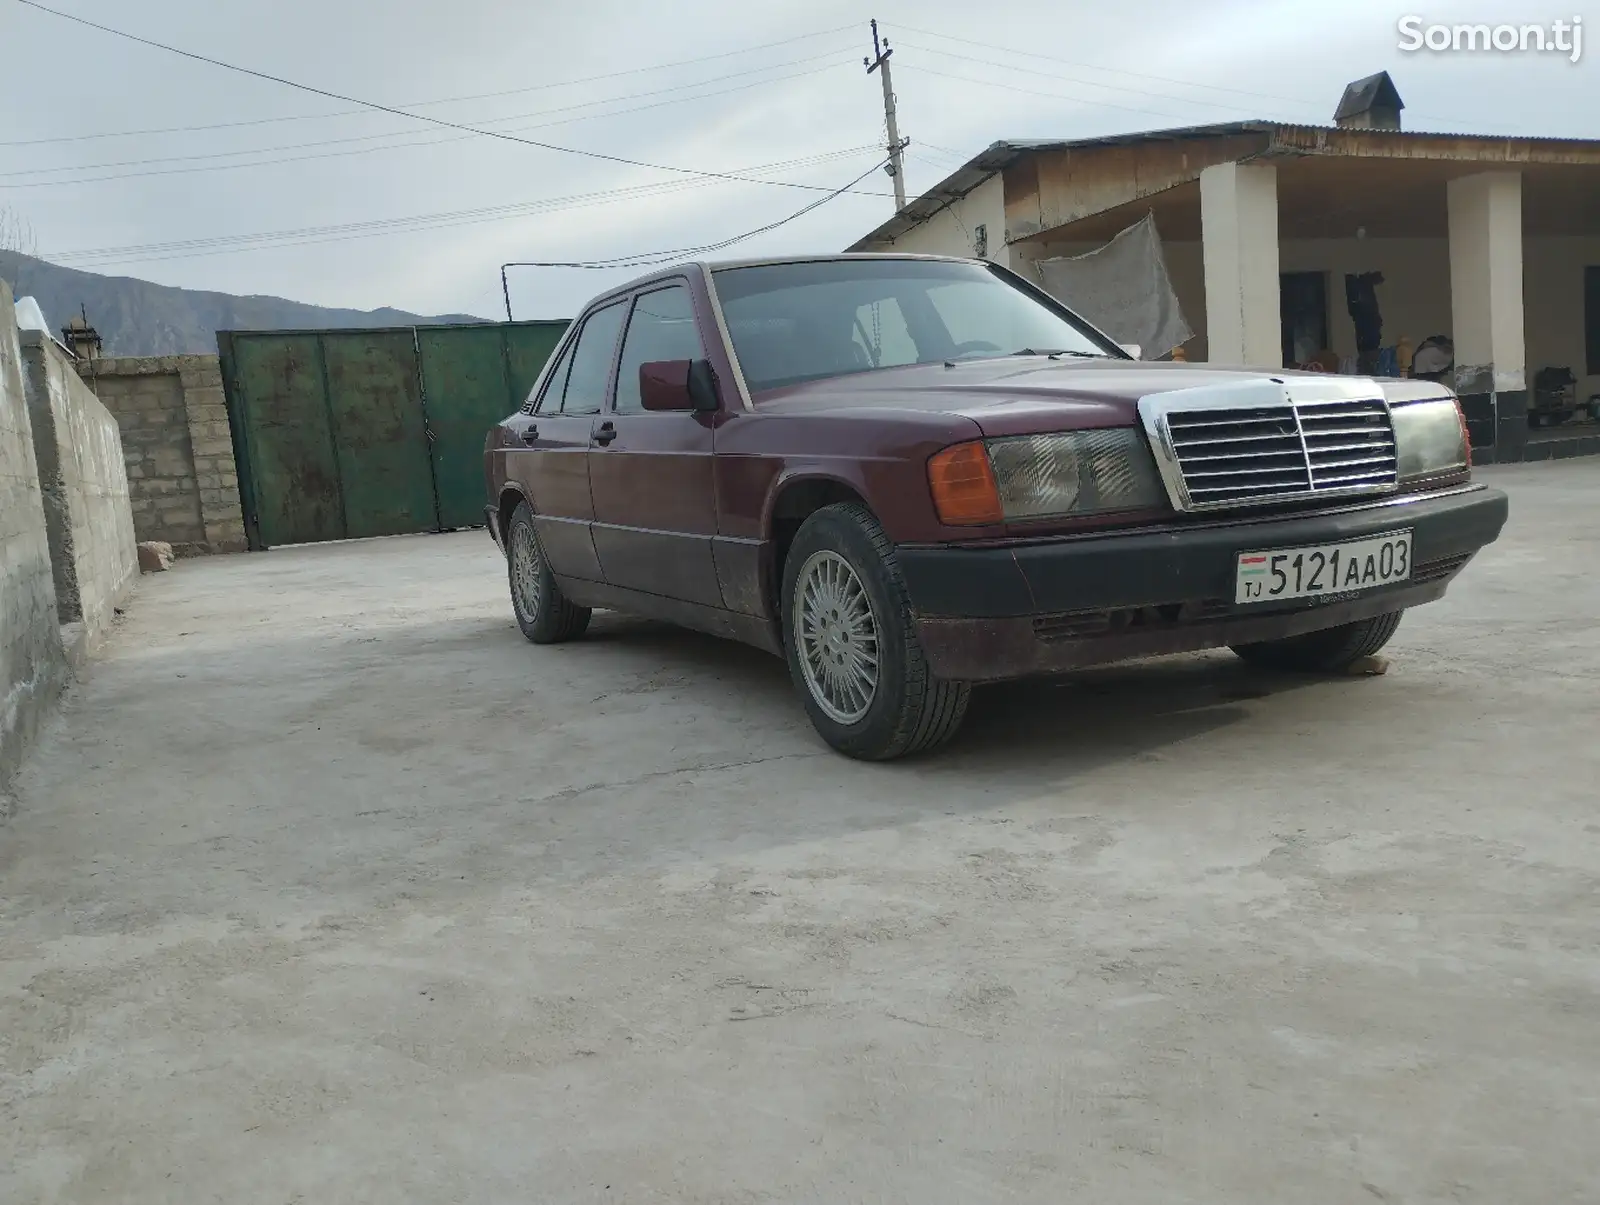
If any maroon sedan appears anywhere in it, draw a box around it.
[484,255,1507,759]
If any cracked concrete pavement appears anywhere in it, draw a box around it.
[1,461,1597,1203]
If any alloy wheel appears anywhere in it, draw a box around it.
[510,520,544,622]
[793,550,880,724]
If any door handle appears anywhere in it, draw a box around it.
[593,422,618,447]
[520,425,538,445]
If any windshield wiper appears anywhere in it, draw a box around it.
[942,347,1110,368]
[1013,348,1109,359]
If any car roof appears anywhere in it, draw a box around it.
[600,252,981,299]
[704,251,977,271]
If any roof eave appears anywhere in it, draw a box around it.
[846,140,1030,251]
[846,124,1282,251]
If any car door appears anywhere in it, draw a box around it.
[587,281,724,607]
[506,301,627,582]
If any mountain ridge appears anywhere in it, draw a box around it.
[0,251,488,357]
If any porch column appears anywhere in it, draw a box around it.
[1448,171,1525,459]
[1199,161,1281,367]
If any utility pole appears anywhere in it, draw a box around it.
[864,19,908,212]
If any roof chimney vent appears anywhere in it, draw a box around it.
[1334,71,1404,131]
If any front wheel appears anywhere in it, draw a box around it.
[1231,611,1403,673]
[507,500,590,644]
[782,502,969,760]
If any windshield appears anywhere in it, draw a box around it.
[711,258,1117,394]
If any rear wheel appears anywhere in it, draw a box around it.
[1231,611,1403,673]
[507,500,590,643]
[782,502,969,760]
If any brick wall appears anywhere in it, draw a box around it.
[82,355,246,554]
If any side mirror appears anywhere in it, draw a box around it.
[639,358,720,413]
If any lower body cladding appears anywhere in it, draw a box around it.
[896,486,1510,684]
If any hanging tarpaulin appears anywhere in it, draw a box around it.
[1032,213,1192,360]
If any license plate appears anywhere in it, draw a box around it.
[1235,530,1412,605]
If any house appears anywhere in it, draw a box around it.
[848,73,1600,463]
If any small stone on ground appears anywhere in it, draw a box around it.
[137,541,175,573]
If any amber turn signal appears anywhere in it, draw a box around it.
[927,441,1003,526]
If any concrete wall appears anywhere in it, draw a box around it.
[86,355,246,555]
[0,282,67,795]
[20,331,138,644]
[858,173,1011,267]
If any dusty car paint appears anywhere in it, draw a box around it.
[485,255,1503,679]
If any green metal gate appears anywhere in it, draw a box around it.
[219,320,567,550]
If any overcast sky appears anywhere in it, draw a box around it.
[3,0,1594,320]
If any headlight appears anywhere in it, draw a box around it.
[927,429,1164,525]
[986,429,1165,520]
[1392,398,1469,481]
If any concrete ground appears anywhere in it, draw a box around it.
[2,462,1596,1204]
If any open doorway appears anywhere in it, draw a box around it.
[1281,271,1329,368]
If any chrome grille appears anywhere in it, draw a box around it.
[1161,397,1397,509]
[1297,399,1397,489]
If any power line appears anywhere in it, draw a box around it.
[893,23,1524,134]
[521,159,893,268]
[500,156,892,318]
[906,150,957,172]
[900,60,1517,144]
[43,148,885,268]
[893,40,1311,119]
[0,24,859,147]
[12,2,881,197]
[1,52,854,174]
[898,63,1204,125]
[0,60,857,188]
[915,140,972,160]
[894,23,1331,110]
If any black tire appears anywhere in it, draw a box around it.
[507,500,590,644]
[781,502,969,760]
[1231,610,1403,674]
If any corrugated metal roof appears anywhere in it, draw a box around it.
[850,121,1600,250]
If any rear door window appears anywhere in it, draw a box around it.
[529,337,576,414]
[560,300,628,416]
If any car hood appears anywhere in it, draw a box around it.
[751,357,1445,437]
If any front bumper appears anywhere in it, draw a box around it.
[896,486,1509,682]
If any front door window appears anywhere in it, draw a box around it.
[614,284,704,413]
